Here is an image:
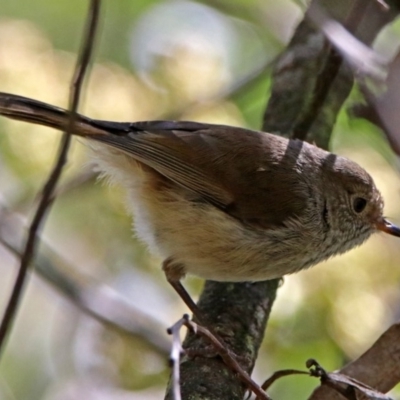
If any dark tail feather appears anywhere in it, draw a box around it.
[0,92,132,137]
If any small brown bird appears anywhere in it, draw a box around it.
[0,92,399,295]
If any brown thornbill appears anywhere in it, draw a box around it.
[0,92,399,301]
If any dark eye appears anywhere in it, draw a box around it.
[353,197,367,213]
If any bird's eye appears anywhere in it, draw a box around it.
[353,197,367,213]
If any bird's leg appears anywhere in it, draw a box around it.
[162,259,253,372]
[162,258,208,325]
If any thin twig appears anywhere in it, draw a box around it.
[183,319,271,400]
[0,0,101,355]
[308,323,400,399]
[307,358,393,400]
[261,369,309,392]
[167,315,271,399]
[167,316,188,400]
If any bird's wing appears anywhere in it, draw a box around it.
[94,122,235,209]
[0,93,308,227]
[93,121,308,227]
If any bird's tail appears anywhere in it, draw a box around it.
[0,92,131,137]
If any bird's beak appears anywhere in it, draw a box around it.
[376,218,400,237]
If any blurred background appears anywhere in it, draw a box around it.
[0,0,400,399]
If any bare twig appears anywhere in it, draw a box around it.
[167,316,188,400]
[307,359,393,400]
[261,369,309,392]
[309,323,400,399]
[166,314,271,400]
[183,319,271,400]
[0,0,101,355]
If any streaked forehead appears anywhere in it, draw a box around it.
[332,156,374,188]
